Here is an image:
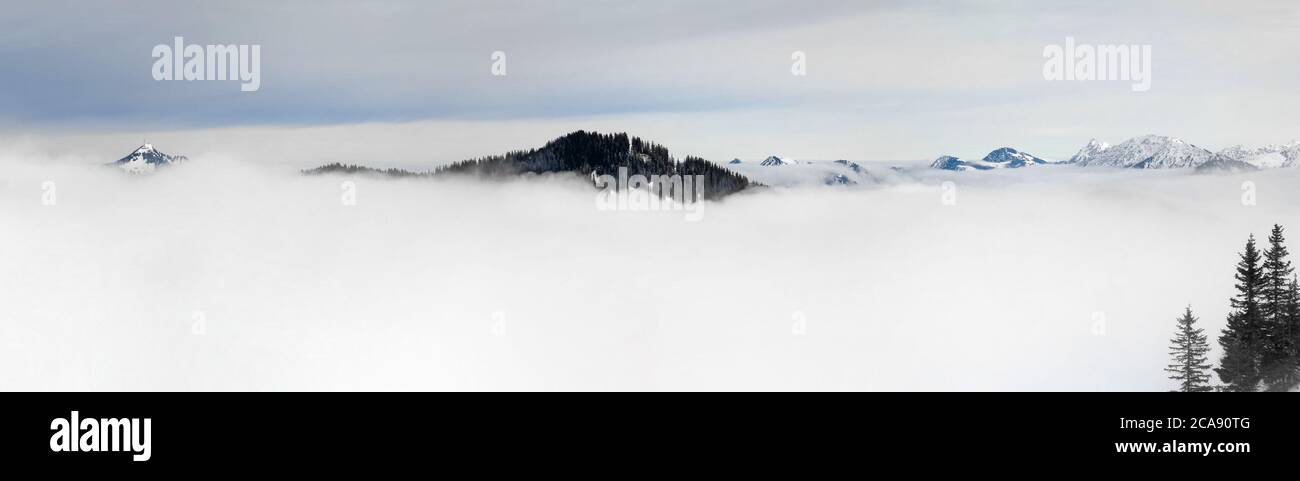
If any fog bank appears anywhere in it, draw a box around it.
[2,154,1297,390]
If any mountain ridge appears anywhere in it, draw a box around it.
[930,147,1053,171]
[305,131,758,200]
[936,135,1300,171]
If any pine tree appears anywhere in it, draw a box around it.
[1274,277,1300,391]
[1166,306,1213,392]
[1218,235,1264,391]
[1260,225,1298,390]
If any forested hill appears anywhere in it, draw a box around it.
[302,163,430,178]
[303,131,758,199]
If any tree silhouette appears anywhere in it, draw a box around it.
[1166,306,1213,392]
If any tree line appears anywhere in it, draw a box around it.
[1167,224,1300,392]
[434,131,756,199]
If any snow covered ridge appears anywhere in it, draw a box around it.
[1072,135,1213,169]
[1074,135,1300,170]
[758,155,797,166]
[1215,142,1300,169]
[934,135,1300,171]
[109,143,188,174]
[930,147,1057,171]
[727,156,875,187]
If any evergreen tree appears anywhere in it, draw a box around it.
[1166,306,1213,392]
[1218,235,1264,391]
[1260,225,1298,390]
[1272,277,1300,391]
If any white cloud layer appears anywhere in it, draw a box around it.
[3,149,1298,391]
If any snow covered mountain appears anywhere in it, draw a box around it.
[1068,139,1111,164]
[1215,142,1300,169]
[930,155,968,171]
[834,159,868,175]
[930,147,1052,171]
[727,157,873,187]
[937,136,1299,172]
[983,147,1049,167]
[110,143,187,174]
[1072,135,1214,169]
[759,155,797,166]
[1195,155,1261,174]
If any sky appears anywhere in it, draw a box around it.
[2,0,1299,164]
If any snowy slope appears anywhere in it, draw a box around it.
[1073,135,1214,169]
[1194,155,1261,174]
[1068,139,1111,164]
[1216,142,1300,169]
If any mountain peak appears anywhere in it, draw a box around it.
[1136,134,1178,143]
[1069,139,1111,164]
[1084,138,1110,150]
[760,155,796,166]
[931,155,984,171]
[981,147,1048,166]
[111,142,187,174]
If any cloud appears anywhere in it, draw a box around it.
[4,147,1299,390]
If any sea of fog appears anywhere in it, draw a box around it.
[2,152,1298,391]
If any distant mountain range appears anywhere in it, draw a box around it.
[932,135,1300,172]
[113,132,1296,189]
[110,143,187,174]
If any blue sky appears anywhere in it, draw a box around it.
[3,0,1299,163]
